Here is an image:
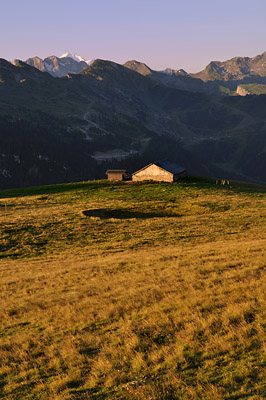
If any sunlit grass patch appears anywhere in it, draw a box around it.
[1,178,266,398]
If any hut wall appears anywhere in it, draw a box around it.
[173,171,188,181]
[107,172,125,181]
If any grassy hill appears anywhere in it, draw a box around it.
[1,179,266,399]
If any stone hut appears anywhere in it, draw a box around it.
[132,160,187,182]
[106,169,128,181]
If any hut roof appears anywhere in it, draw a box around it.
[154,160,186,174]
[132,160,186,176]
[106,169,127,174]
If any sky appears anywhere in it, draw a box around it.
[1,0,266,72]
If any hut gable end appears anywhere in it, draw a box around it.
[132,160,187,182]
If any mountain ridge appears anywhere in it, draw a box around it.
[193,52,266,81]
[13,50,266,95]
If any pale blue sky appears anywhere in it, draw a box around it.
[1,0,266,72]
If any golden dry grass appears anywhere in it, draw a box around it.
[1,178,266,399]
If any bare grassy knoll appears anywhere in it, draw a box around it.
[1,178,266,399]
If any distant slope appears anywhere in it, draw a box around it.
[193,52,266,81]
[0,58,51,83]
[190,52,266,95]
[2,58,266,188]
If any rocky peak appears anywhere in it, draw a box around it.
[124,60,152,76]
[24,55,89,77]
[236,85,251,96]
[162,68,188,76]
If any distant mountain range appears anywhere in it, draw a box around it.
[12,51,266,95]
[124,52,266,95]
[2,52,266,189]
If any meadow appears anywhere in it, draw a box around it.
[1,178,266,399]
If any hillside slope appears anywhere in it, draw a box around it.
[1,179,266,399]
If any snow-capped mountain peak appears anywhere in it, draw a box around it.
[60,52,93,65]
[25,53,95,77]
[60,52,86,62]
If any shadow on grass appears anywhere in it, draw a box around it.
[82,208,180,219]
